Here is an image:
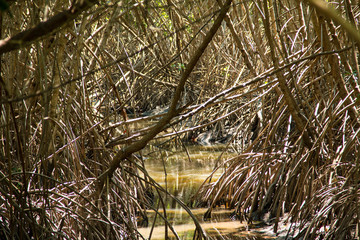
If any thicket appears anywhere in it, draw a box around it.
[0,0,360,239]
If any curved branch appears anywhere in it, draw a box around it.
[0,0,98,55]
[97,0,233,186]
[305,0,360,45]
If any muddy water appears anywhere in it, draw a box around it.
[138,144,277,240]
[143,144,232,208]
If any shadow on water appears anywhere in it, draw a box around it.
[139,144,277,239]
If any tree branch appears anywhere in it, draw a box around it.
[97,0,233,186]
[0,0,98,55]
[304,0,360,45]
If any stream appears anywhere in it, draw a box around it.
[137,143,282,239]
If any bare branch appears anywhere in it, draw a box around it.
[305,0,360,45]
[97,0,233,185]
[0,0,98,55]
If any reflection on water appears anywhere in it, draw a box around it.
[139,144,276,239]
[144,144,233,207]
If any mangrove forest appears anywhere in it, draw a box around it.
[0,0,360,239]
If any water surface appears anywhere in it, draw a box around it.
[139,144,278,239]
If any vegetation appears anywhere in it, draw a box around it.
[0,0,360,239]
